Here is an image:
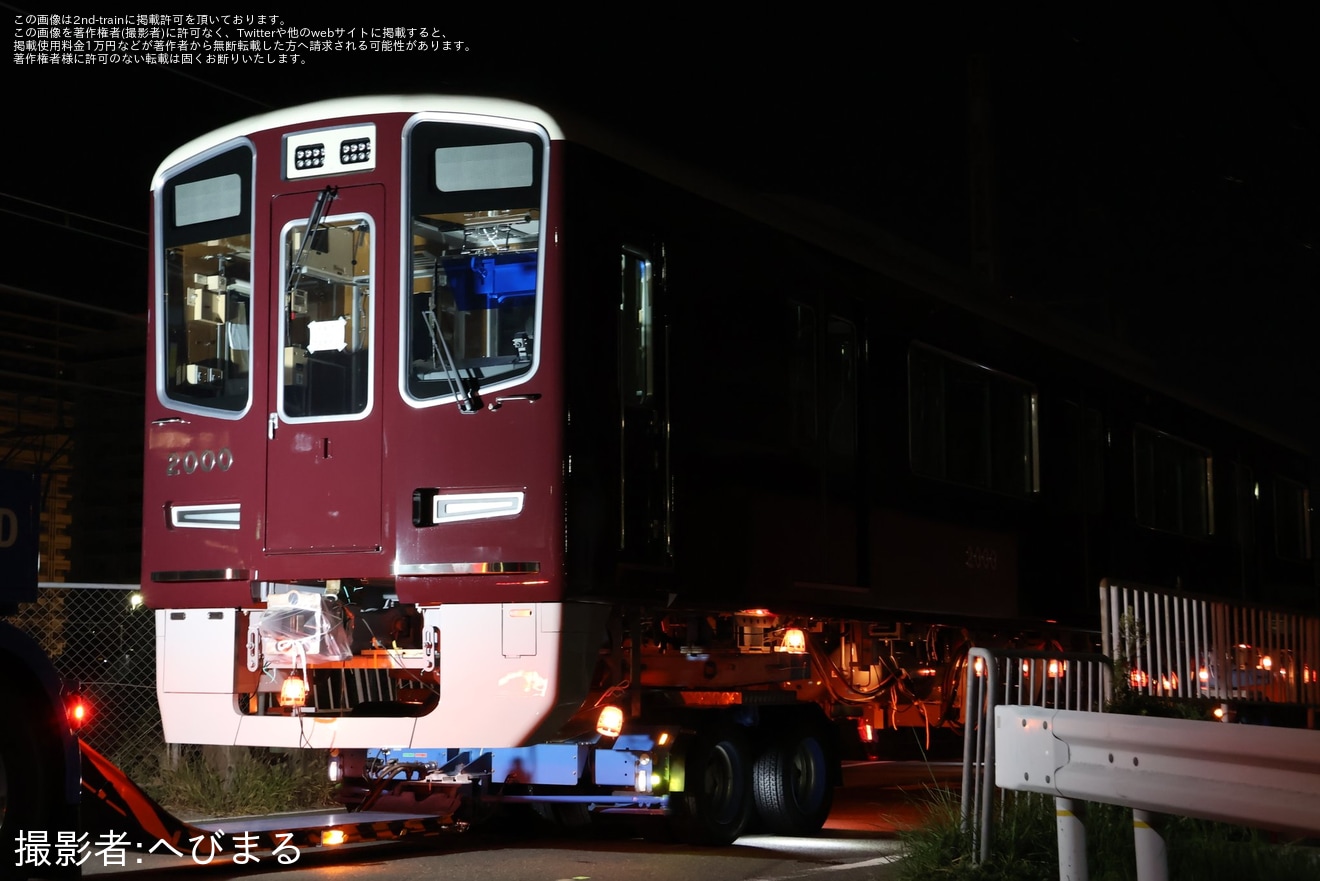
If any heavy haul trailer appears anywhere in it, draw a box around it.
[140,95,1319,845]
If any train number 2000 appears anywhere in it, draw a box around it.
[166,448,234,476]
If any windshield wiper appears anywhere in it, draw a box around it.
[286,186,338,297]
[422,263,480,414]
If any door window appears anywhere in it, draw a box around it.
[278,214,374,420]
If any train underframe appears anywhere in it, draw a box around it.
[155,578,1319,843]
[153,587,995,844]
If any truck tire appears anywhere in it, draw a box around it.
[752,724,834,835]
[671,724,751,845]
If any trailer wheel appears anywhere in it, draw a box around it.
[752,725,834,835]
[671,724,751,845]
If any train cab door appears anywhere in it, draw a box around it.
[619,244,671,566]
[264,185,384,554]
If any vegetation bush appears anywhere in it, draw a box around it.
[897,787,1317,881]
[115,743,338,818]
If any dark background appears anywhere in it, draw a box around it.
[4,12,1316,448]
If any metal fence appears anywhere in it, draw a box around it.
[1101,579,1320,713]
[10,583,159,763]
[960,646,1114,865]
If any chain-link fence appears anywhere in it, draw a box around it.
[10,583,159,764]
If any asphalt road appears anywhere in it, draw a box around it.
[69,760,962,881]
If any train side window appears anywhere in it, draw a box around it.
[158,143,253,415]
[1132,425,1212,538]
[907,344,1039,496]
[1274,476,1312,561]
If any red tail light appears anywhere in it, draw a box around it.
[66,695,90,728]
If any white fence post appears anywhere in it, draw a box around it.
[1132,810,1168,881]
[1055,796,1088,881]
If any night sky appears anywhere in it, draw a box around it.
[5,14,1316,443]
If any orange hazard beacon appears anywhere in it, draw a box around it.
[141,96,1320,844]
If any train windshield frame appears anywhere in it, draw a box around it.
[403,117,548,406]
[155,141,255,417]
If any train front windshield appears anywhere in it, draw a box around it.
[156,118,546,423]
[406,121,545,403]
[160,145,254,415]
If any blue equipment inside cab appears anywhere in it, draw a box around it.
[446,252,537,311]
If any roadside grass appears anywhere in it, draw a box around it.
[114,744,339,818]
[897,789,1055,880]
[897,787,1318,881]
